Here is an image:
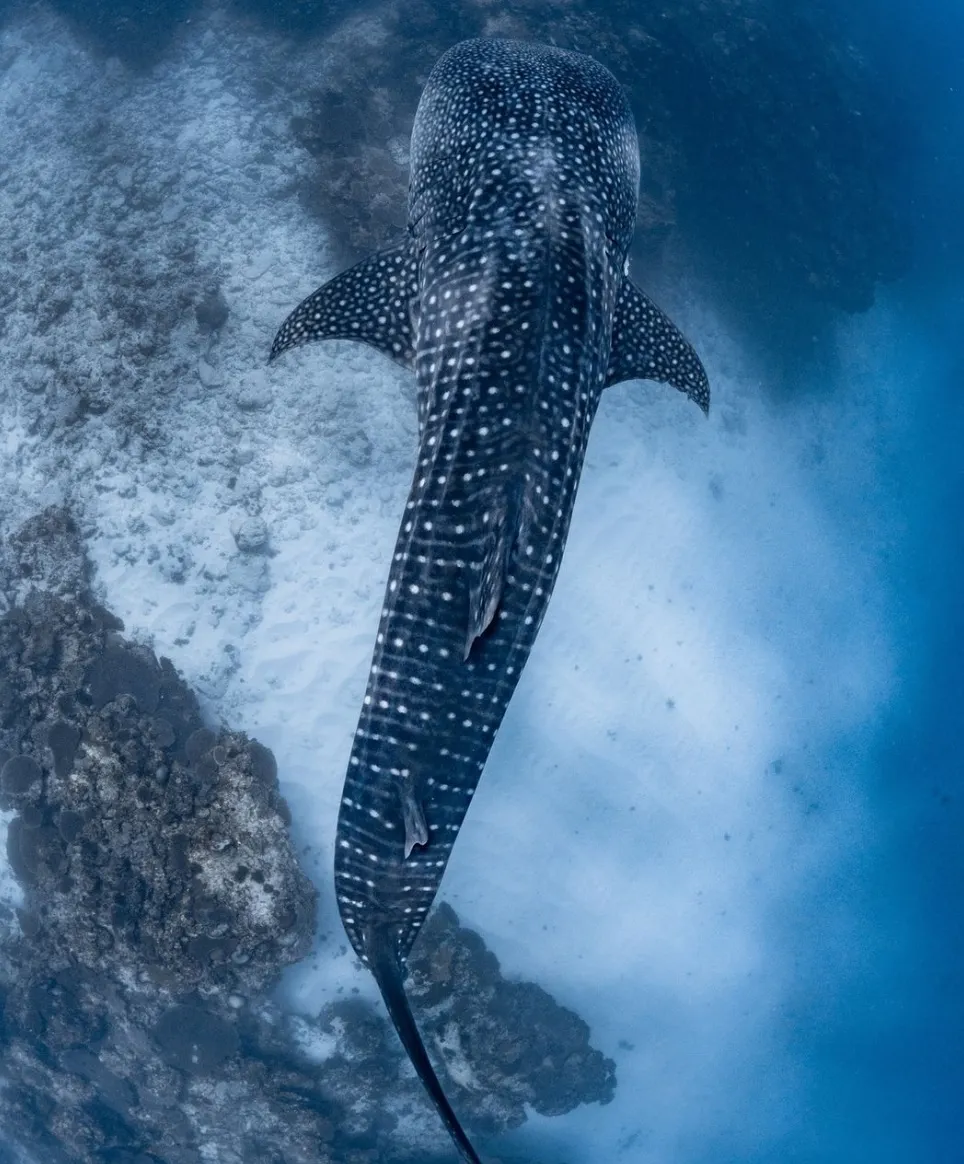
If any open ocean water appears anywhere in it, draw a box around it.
[0,1,960,1162]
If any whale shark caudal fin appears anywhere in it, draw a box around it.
[367,930,484,1164]
[269,238,419,368]
[606,277,711,414]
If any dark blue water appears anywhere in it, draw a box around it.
[842,7,964,1157]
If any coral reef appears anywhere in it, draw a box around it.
[407,903,616,1135]
[0,510,615,1163]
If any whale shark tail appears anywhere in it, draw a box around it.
[367,929,484,1164]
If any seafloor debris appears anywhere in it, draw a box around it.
[0,509,615,1163]
[194,286,231,335]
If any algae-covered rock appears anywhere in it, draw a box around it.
[0,510,616,1164]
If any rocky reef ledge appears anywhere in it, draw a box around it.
[0,509,614,1163]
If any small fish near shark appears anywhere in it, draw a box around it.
[271,36,709,1164]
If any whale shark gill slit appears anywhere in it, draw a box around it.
[271,37,710,1164]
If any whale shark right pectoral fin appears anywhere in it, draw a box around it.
[269,237,419,368]
[606,277,711,414]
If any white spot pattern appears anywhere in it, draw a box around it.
[270,40,709,968]
[270,244,419,365]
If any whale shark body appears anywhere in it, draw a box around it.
[272,37,709,1163]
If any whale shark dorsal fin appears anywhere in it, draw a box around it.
[606,277,711,414]
[400,778,429,858]
[269,238,419,368]
[465,523,514,660]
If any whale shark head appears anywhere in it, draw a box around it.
[408,38,642,259]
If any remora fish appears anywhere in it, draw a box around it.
[271,37,709,1163]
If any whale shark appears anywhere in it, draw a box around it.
[271,37,709,1163]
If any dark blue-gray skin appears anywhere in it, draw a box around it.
[270,37,709,1164]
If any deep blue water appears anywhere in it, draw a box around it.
[851,8,964,1152]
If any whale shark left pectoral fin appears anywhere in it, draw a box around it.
[269,237,419,368]
[606,277,710,414]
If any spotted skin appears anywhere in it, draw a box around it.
[270,241,418,370]
[606,278,710,407]
[272,38,709,1163]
